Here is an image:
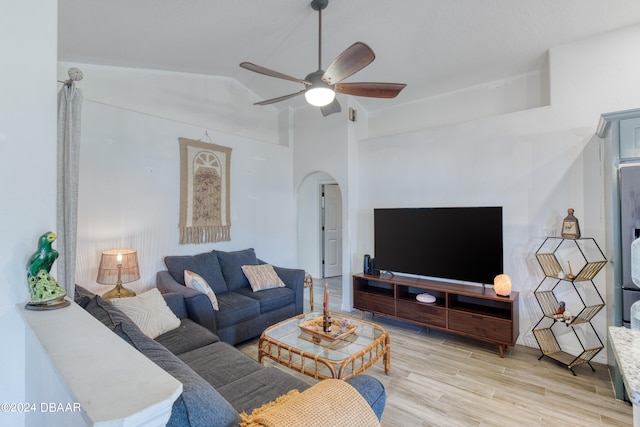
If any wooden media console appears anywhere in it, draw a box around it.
[353,273,519,357]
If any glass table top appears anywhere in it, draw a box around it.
[262,311,386,362]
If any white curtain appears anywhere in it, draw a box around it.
[57,82,83,299]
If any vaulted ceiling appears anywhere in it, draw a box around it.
[58,0,640,113]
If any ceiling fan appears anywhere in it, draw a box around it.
[240,0,406,117]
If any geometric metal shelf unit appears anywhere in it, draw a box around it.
[532,237,606,375]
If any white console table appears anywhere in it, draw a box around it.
[19,299,182,427]
[608,326,640,427]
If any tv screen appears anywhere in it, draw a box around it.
[374,207,503,285]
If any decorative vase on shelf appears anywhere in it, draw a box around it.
[561,208,581,239]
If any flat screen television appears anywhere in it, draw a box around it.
[374,207,503,285]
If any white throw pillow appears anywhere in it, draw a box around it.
[184,270,219,310]
[241,264,286,292]
[111,288,181,339]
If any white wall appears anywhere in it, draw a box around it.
[0,1,58,426]
[73,98,297,295]
[368,68,550,139]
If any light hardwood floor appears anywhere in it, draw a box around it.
[238,277,632,426]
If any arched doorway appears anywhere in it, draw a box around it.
[296,172,343,279]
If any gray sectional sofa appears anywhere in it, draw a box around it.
[74,286,386,427]
[157,248,303,345]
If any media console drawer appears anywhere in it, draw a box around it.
[396,299,446,328]
[354,291,395,316]
[448,311,512,344]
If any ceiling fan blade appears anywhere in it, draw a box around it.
[320,99,341,117]
[322,42,376,85]
[240,62,310,85]
[253,90,306,106]
[334,82,406,98]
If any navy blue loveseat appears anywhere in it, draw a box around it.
[157,248,304,345]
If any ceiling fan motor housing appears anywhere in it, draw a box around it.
[311,0,329,11]
[305,70,332,89]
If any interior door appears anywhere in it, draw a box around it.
[322,184,342,277]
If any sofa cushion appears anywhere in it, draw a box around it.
[184,270,219,310]
[241,264,285,292]
[217,367,311,414]
[178,342,264,389]
[234,287,295,314]
[113,321,240,427]
[111,288,181,339]
[216,248,258,291]
[155,318,220,356]
[164,251,229,294]
[83,294,134,330]
[74,284,94,308]
[215,292,261,329]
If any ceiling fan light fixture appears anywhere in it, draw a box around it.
[239,0,404,116]
[305,86,335,107]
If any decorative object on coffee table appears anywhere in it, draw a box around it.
[561,208,581,239]
[322,283,331,332]
[178,137,232,244]
[493,273,512,297]
[299,315,357,343]
[97,249,139,301]
[25,231,69,310]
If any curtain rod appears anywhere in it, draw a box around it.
[57,67,83,86]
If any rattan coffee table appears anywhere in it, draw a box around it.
[258,312,390,380]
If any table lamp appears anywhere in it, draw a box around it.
[97,249,139,301]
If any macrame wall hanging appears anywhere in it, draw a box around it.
[178,135,232,244]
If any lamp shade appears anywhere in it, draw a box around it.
[97,249,140,285]
[493,273,512,297]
